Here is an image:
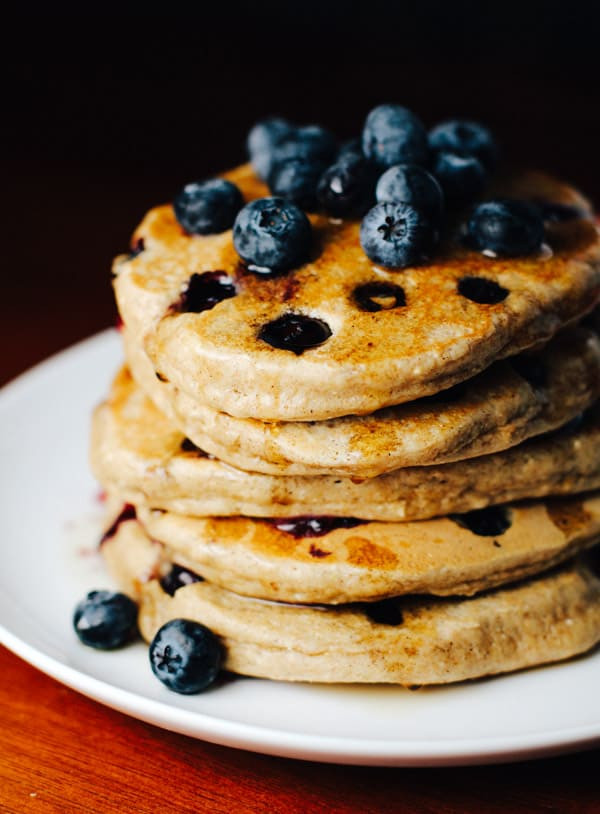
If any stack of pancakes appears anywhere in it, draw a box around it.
[92,164,600,685]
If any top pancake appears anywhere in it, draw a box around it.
[114,165,600,421]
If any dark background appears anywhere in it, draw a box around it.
[3,3,600,383]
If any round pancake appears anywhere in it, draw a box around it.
[123,322,600,476]
[91,367,600,521]
[103,521,600,685]
[113,165,600,421]
[129,492,600,603]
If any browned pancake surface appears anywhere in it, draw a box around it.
[103,521,600,686]
[114,165,600,421]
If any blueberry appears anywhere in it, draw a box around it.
[533,200,585,223]
[268,157,326,210]
[433,151,486,203]
[466,199,545,257]
[174,179,243,235]
[451,506,512,537]
[177,271,236,313]
[317,155,376,216]
[233,197,312,273]
[353,281,406,312]
[73,590,138,650]
[273,124,337,166]
[362,104,429,169]
[149,618,222,694]
[364,599,404,626]
[376,164,444,223]
[247,117,294,180]
[360,202,437,269]
[457,276,509,304]
[429,119,498,170]
[336,137,364,163]
[159,564,204,597]
[258,313,332,355]
[457,277,509,305]
[180,437,211,456]
[269,515,364,538]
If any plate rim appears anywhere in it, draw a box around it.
[3,621,600,767]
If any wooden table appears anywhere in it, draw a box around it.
[0,643,598,814]
[2,66,600,811]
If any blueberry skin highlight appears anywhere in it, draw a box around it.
[433,151,486,203]
[233,197,312,273]
[429,119,498,170]
[174,179,244,235]
[362,104,429,169]
[247,117,294,180]
[466,200,545,257]
[360,201,436,269]
[73,590,138,650]
[149,618,222,694]
[317,155,376,216]
[376,163,444,223]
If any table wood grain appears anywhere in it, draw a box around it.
[2,66,600,811]
[1,643,599,813]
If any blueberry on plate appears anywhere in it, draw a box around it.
[362,104,429,169]
[466,199,545,257]
[247,117,294,180]
[317,155,376,216]
[360,201,437,268]
[149,618,222,694]
[73,590,138,650]
[233,197,312,273]
[376,163,444,223]
[429,119,498,170]
[432,151,486,203]
[174,179,244,235]
[268,157,327,210]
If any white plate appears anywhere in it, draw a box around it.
[1,330,599,767]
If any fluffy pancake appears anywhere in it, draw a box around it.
[114,165,600,421]
[103,520,600,685]
[129,492,600,603]
[91,367,600,521]
[123,322,600,476]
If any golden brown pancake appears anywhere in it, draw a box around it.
[102,520,600,686]
[122,322,600,476]
[114,165,600,421]
[91,366,600,522]
[125,492,600,603]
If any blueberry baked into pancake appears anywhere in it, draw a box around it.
[75,105,600,695]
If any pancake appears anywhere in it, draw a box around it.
[91,367,600,521]
[102,520,600,685]
[114,165,600,421]
[128,492,600,603]
[123,321,600,477]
